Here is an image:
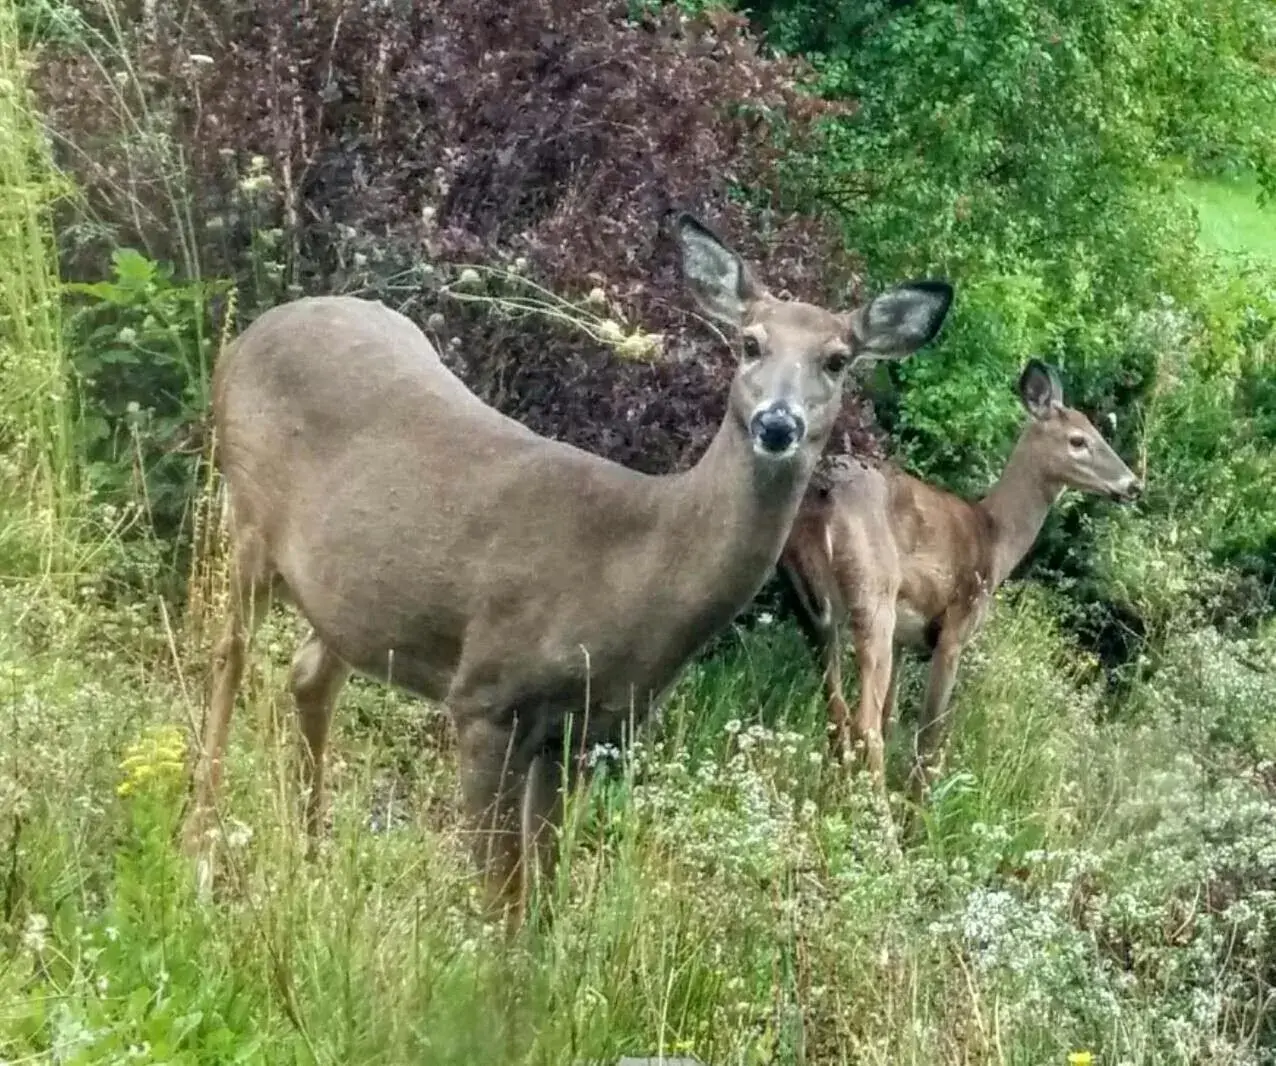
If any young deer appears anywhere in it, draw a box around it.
[183,210,954,922]
[779,360,1141,800]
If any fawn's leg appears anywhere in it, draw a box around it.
[289,631,351,844]
[850,603,896,790]
[777,556,850,759]
[819,623,855,761]
[908,633,964,803]
[879,657,901,741]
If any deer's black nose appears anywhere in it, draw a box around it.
[749,401,806,457]
[1115,477,1143,502]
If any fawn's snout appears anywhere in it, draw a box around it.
[1110,475,1143,503]
[749,399,807,459]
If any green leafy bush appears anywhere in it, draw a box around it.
[64,248,226,542]
[733,0,1275,659]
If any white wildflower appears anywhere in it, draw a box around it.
[22,913,49,953]
[227,819,253,849]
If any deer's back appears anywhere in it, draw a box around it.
[211,296,707,716]
[213,295,531,464]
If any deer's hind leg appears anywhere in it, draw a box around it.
[289,631,351,845]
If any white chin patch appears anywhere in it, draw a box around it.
[752,438,801,461]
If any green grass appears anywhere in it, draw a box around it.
[1182,173,1276,262]
[0,0,79,562]
[0,0,110,630]
[2,579,1275,1066]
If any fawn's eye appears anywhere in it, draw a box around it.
[1069,434,1088,450]
[741,334,763,361]
[825,352,850,375]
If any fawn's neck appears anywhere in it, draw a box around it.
[977,435,1061,588]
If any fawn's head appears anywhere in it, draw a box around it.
[1017,359,1143,503]
[671,213,953,465]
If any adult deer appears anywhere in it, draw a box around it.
[779,359,1141,801]
[182,211,954,921]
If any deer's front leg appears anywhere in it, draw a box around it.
[908,634,964,803]
[455,717,531,925]
[520,748,567,922]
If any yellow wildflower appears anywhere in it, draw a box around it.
[117,724,187,797]
[1068,1053,1094,1066]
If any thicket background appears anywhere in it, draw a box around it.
[1,0,1273,1063]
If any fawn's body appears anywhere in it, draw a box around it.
[780,360,1141,798]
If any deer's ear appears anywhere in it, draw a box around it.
[671,212,767,329]
[1018,359,1063,419]
[845,280,953,361]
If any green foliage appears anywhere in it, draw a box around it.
[8,730,253,1066]
[14,0,87,46]
[729,0,1276,645]
[0,0,79,575]
[4,589,1275,1065]
[884,271,1051,493]
[64,248,227,541]
[1139,265,1276,581]
[1138,2,1276,185]
[4,2,1274,1065]
[749,0,1209,487]
[1134,625,1276,763]
[1186,173,1276,262]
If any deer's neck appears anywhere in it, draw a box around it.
[663,415,813,626]
[977,436,1061,588]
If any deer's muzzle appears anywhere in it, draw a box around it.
[749,400,806,459]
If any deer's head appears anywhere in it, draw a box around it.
[671,213,953,466]
[1016,359,1143,503]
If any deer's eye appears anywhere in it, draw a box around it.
[825,351,850,375]
[741,335,763,361]
[1068,434,1088,450]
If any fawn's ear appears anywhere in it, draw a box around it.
[1018,359,1064,419]
[671,212,768,329]
[844,280,954,361]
